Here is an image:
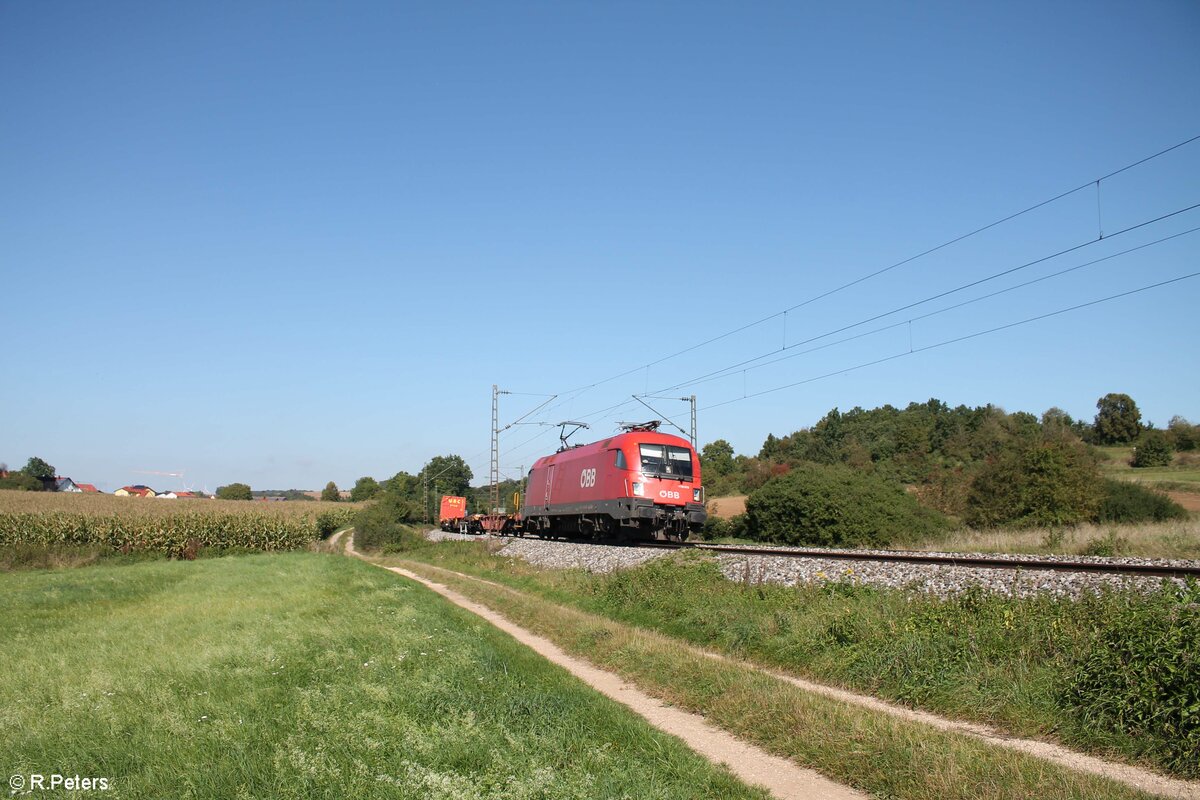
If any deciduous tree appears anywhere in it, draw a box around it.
[21,456,55,480]
[966,439,1100,527]
[350,476,381,502]
[1094,393,1142,445]
[418,455,473,499]
[700,439,736,477]
[1167,416,1198,452]
[216,482,253,501]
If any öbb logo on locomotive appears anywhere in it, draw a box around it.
[659,489,681,499]
[579,468,597,488]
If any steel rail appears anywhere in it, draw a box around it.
[626,541,1200,581]
[482,531,1200,580]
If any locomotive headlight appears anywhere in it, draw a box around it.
[693,488,702,503]
[632,482,644,496]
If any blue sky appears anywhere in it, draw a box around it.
[2,1,1198,492]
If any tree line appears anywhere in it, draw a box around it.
[700,393,1194,542]
[0,457,57,491]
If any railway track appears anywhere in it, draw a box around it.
[461,529,1200,581]
[630,540,1200,581]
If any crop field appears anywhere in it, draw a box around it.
[0,553,763,799]
[0,491,359,558]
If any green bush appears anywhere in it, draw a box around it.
[215,482,252,501]
[0,474,43,491]
[744,463,949,547]
[699,515,729,540]
[699,513,749,541]
[1168,417,1198,451]
[1096,480,1189,524]
[1131,430,1174,468]
[353,492,424,552]
[966,439,1100,528]
[1065,581,1200,777]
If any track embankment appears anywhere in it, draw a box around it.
[338,530,1200,800]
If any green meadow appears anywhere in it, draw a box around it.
[0,553,765,800]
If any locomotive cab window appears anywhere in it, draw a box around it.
[638,444,694,479]
[613,450,627,469]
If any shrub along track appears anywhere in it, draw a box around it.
[337,531,1200,800]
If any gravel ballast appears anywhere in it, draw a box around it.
[424,530,1195,599]
[713,553,1188,600]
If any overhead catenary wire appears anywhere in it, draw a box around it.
[500,394,558,431]
[482,136,1199,462]
[651,217,1200,394]
[701,271,1200,411]
[546,134,1200,401]
[581,218,1197,431]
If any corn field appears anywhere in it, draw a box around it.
[0,492,360,555]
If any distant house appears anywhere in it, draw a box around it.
[175,491,199,499]
[75,484,100,494]
[115,485,157,498]
[55,477,82,493]
[155,492,178,499]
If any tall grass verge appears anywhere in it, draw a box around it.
[391,556,1160,800]
[398,542,1200,779]
[916,518,1200,558]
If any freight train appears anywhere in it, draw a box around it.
[440,422,707,541]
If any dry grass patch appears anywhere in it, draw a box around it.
[707,495,747,519]
[915,519,1200,559]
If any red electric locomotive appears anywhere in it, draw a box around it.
[522,422,706,541]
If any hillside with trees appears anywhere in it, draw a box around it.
[701,394,1195,544]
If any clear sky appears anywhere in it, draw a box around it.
[2,1,1198,493]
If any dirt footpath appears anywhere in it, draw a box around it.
[338,530,863,800]
[337,530,1200,800]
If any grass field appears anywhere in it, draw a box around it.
[395,542,1200,782]
[0,553,764,799]
[1098,447,1200,490]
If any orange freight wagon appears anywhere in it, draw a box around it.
[438,495,467,529]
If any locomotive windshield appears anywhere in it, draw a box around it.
[638,444,694,479]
